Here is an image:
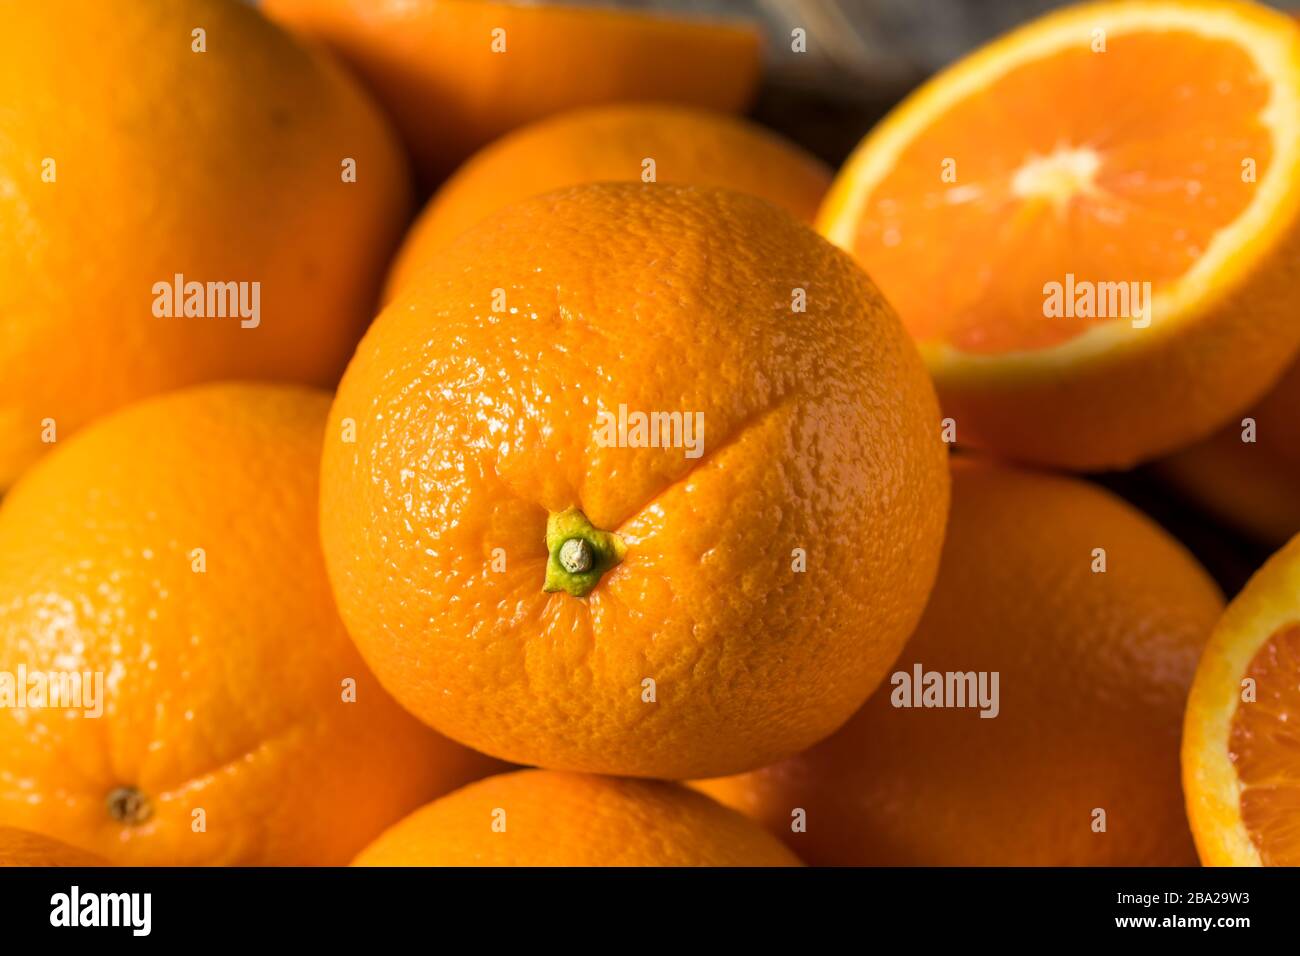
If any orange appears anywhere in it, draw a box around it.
[384,103,833,298]
[698,458,1224,865]
[0,827,110,867]
[353,769,800,866]
[0,0,410,490]
[262,0,762,183]
[1156,358,1300,546]
[1183,532,1300,866]
[320,183,949,780]
[817,0,1300,470]
[0,384,497,865]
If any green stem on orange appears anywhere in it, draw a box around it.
[543,508,626,598]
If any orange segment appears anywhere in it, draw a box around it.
[1184,533,1300,866]
[819,0,1300,469]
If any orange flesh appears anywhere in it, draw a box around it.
[1230,623,1300,865]
[855,32,1271,354]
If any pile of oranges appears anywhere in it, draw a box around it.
[1,0,1298,868]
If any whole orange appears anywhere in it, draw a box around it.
[0,827,110,867]
[384,103,833,298]
[353,770,800,866]
[263,0,762,183]
[0,384,497,865]
[698,458,1224,865]
[1157,358,1300,546]
[0,0,410,490]
[320,183,950,780]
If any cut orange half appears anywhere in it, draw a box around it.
[818,0,1300,470]
[1183,533,1300,865]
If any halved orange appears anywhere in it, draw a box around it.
[818,0,1300,470]
[1184,532,1300,866]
